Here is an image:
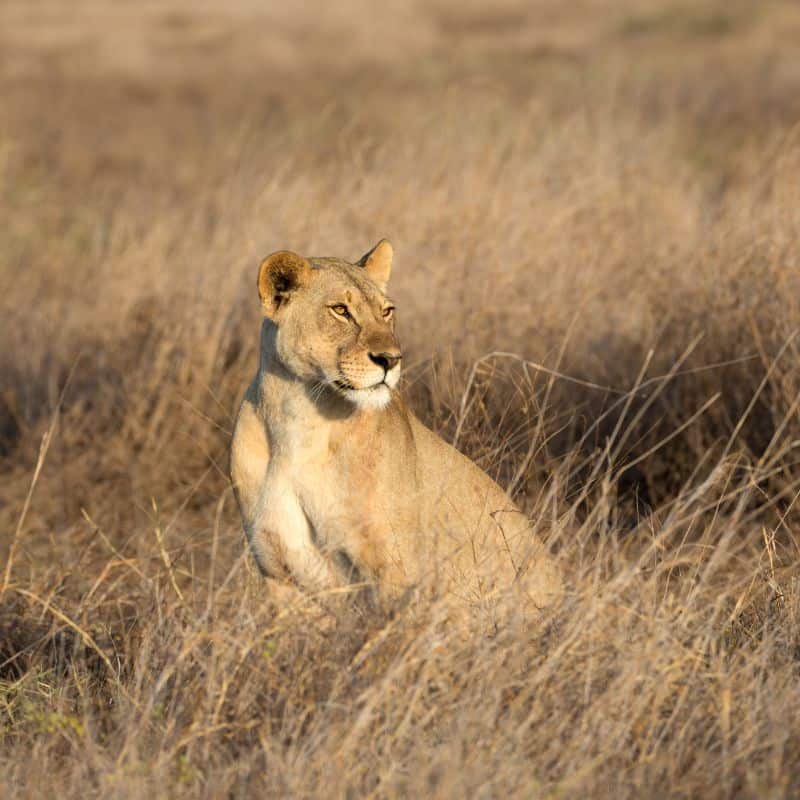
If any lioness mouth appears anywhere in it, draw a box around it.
[335,380,387,392]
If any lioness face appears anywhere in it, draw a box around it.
[257,241,401,411]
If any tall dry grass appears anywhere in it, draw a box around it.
[2,1,800,797]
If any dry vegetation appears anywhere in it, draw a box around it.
[2,0,800,796]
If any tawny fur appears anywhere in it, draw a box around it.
[230,241,562,609]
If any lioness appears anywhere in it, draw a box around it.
[230,240,561,609]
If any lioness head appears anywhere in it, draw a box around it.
[257,239,401,411]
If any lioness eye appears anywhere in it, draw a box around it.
[331,304,349,317]
[383,306,395,319]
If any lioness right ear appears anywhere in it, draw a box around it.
[257,251,310,318]
[357,239,393,291]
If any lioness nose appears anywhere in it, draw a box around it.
[369,351,401,372]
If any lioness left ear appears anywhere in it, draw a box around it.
[358,239,393,290]
[257,250,310,319]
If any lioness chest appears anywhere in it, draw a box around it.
[260,408,414,582]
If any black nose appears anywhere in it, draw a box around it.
[369,351,402,372]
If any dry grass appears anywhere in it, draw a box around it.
[2,1,800,796]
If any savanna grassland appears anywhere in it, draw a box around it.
[2,1,800,797]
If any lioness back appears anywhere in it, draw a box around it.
[229,240,562,610]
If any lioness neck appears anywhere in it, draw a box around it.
[255,321,389,457]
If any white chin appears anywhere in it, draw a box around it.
[341,384,392,410]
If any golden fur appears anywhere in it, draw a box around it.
[230,241,562,608]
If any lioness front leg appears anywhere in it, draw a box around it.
[340,526,413,605]
[230,390,268,532]
[252,478,339,593]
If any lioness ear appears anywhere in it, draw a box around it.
[257,250,310,318]
[357,239,393,290]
